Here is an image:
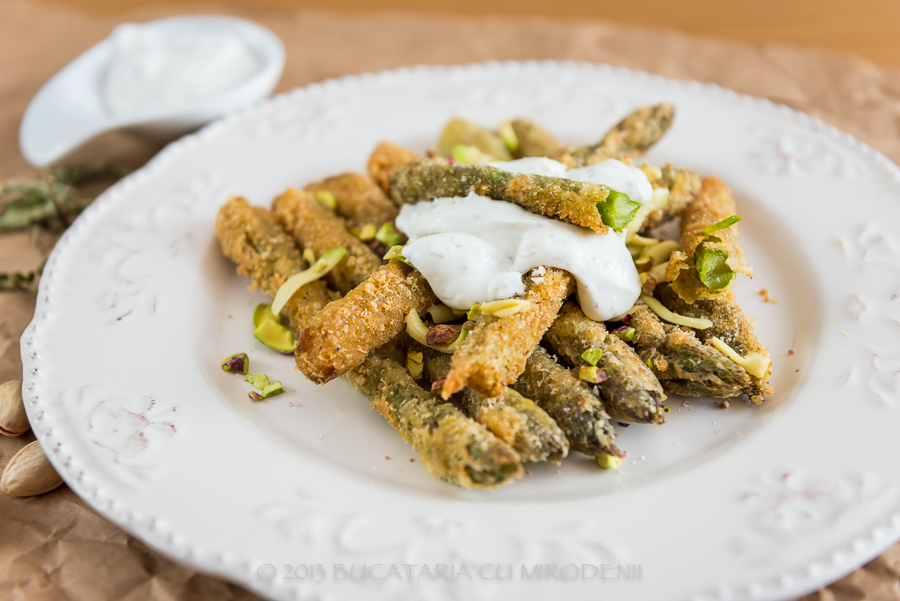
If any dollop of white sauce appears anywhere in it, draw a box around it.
[396,157,654,321]
[102,23,263,118]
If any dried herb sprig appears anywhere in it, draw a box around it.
[0,162,130,294]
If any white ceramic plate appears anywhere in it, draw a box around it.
[22,61,900,601]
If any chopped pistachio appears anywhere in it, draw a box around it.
[248,391,263,401]
[271,247,348,315]
[450,144,497,164]
[498,119,519,153]
[357,222,377,241]
[375,222,404,247]
[260,381,284,397]
[221,352,249,374]
[382,245,414,267]
[611,326,635,342]
[641,294,713,330]
[253,318,296,353]
[478,298,531,318]
[252,303,277,329]
[595,454,622,470]
[313,190,337,210]
[302,248,316,265]
[467,304,482,321]
[426,324,461,346]
[581,348,603,366]
[245,373,270,389]
[639,164,663,181]
[405,309,468,353]
[427,304,456,324]
[598,190,641,233]
[578,365,608,383]
[406,351,424,379]
[640,239,679,263]
[708,337,770,378]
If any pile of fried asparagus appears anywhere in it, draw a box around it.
[214,105,772,490]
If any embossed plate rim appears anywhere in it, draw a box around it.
[20,60,900,601]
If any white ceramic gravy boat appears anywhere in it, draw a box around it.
[19,15,284,167]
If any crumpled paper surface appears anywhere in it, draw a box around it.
[1,1,899,599]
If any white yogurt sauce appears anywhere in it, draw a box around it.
[396,158,653,321]
[102,23,263,118]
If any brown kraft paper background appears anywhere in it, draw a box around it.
[1,1,899,599]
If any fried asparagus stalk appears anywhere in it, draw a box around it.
[344,352,523,489]
[640,164,702,232]
[563,103,675,167]
[217,199,519,490]
[214,197,338,334]
[390,159,614,235]
[511,346,620,457]
[295,261,437,384]
[545,302,667,424]
[510,117,566,160]
[628,303,751,398]
[271,188,383,295]
[442,267,576,399]
[666,176,753,303]
[438,118,512,161]
[655,284,773,403]
[423,349,569,463]
[368,141,420,194]
[304,172,398,228]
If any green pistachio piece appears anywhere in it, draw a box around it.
[597,190,642,233]
[253,318,296,353]
[260,381,284,397]
[595,454,622,470]
[498,119,519,153]
[578,365,608,383]
[382,245,414,267]
[221,352,249,374]
[313,190,337,210]
[245,373,270,389]
[581,348,603,366]
[451,144,497,165]
[375,222,404,247]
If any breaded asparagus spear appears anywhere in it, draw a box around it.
[628,303,751,398]
[214,197,338,334]
[656,284,773,403]
[390,159,619,235]
[442,267,576,399]
[666,176,753,303]
[344,352,523,489]
[295,260,437,384]
[218,199,519,489]
[640,164,702,232]
[510,118,566,160]
[368,141,420,194]
[563,103,675,167]
[511,346,620,457]
[545,302,667,424]
[303,172,398,228]
[423,349,569,463]
[271,188,383,295]
[438,118,512,161]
